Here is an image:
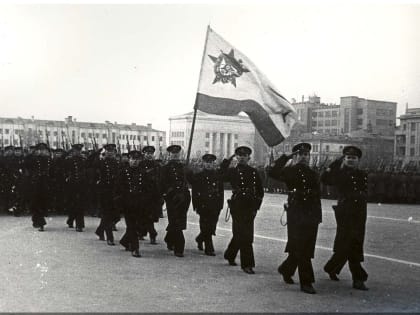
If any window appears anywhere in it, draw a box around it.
[234,134,238,140]
[376,119,388,126]
[318,121,324,127]
[54,131,58,136]
[325,120,331,127]
[205,133,210,138]
[331,129,338,136]
[331,120,337,126]
[81,132,86,138]
[95,133,99,138]
[357,119,363,125]
[411,123,416,131]
[159,136,163,141]
[152,136,155,141]
[234,143,238,148]
[312,121,317,127]
[403,124,406,131]
[103,134,107,138]
[205,141,210,147]
[332,111,338,117]
[312,112,317,118]
[410,148,415,156]
[396,135,406,145]
[325,111,331,117]
[0,128,2,133]
[411,135,416,144]
[325,145,330,152]
[5,129,9,134]
[4,139,8,145]
[88,133,92,138]
[144,136,147,141]
[313,144,318,152]
[318,112,324,118]
[357,108,363,115]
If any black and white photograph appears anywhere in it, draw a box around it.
[0,0,419,313]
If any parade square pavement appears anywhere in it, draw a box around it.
[1,192,419,313]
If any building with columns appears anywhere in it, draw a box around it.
[168,111,267,163]
[0,116,166,154]
[395,107,420,164]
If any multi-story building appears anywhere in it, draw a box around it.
[169,111,267,163]
[0,116,166,154]
[395,107,420,163]
[275,131,394,169]
[169,95,397,166]
[293,95,397,137]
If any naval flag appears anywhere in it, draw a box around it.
[195,27,297,147]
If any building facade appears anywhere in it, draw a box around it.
[169,111,266,163]
[274,131,394,169]
[0,116,166,154]
[395,107,420,163]
[293,95,397,137]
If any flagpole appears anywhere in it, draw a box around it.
[186,25,211,165]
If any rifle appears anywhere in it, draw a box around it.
[117,138,121,154]
[126,137,131,152]
[93,137,98,150]
[311,155,318,169]
[61,131,65,149]
[45,128,50,148]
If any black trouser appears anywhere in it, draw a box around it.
[96,190,117,241]
[164,191,191,254]
[278,253,315,285]
[164,230,185,253]
[197,210,220,252]
[224,209,256,268]
[123,211,140,250]
[31,180,49,227]
[324,252,368,282]
[196,231,215,253]
[67,183,86,229]
[144,223,158,238]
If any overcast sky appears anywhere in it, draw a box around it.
[0,1,419,131]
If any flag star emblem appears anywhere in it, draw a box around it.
[208,49,249,87]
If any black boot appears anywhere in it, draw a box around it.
[150,236,157,245]
[353,280,369,291]
[195,235,203,251]
[204,238,215,256]
[277,265,294,284]
[132,249,141,257]
[95,229,105,241]
[224,252,237,266]
[301,284,316,294]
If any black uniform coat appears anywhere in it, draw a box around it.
[220,160,264,244]
[160,160,191,231]
[268,155,322,259]
[321,160,367,262]
[138,159,162,222]
[187,168,224,214]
